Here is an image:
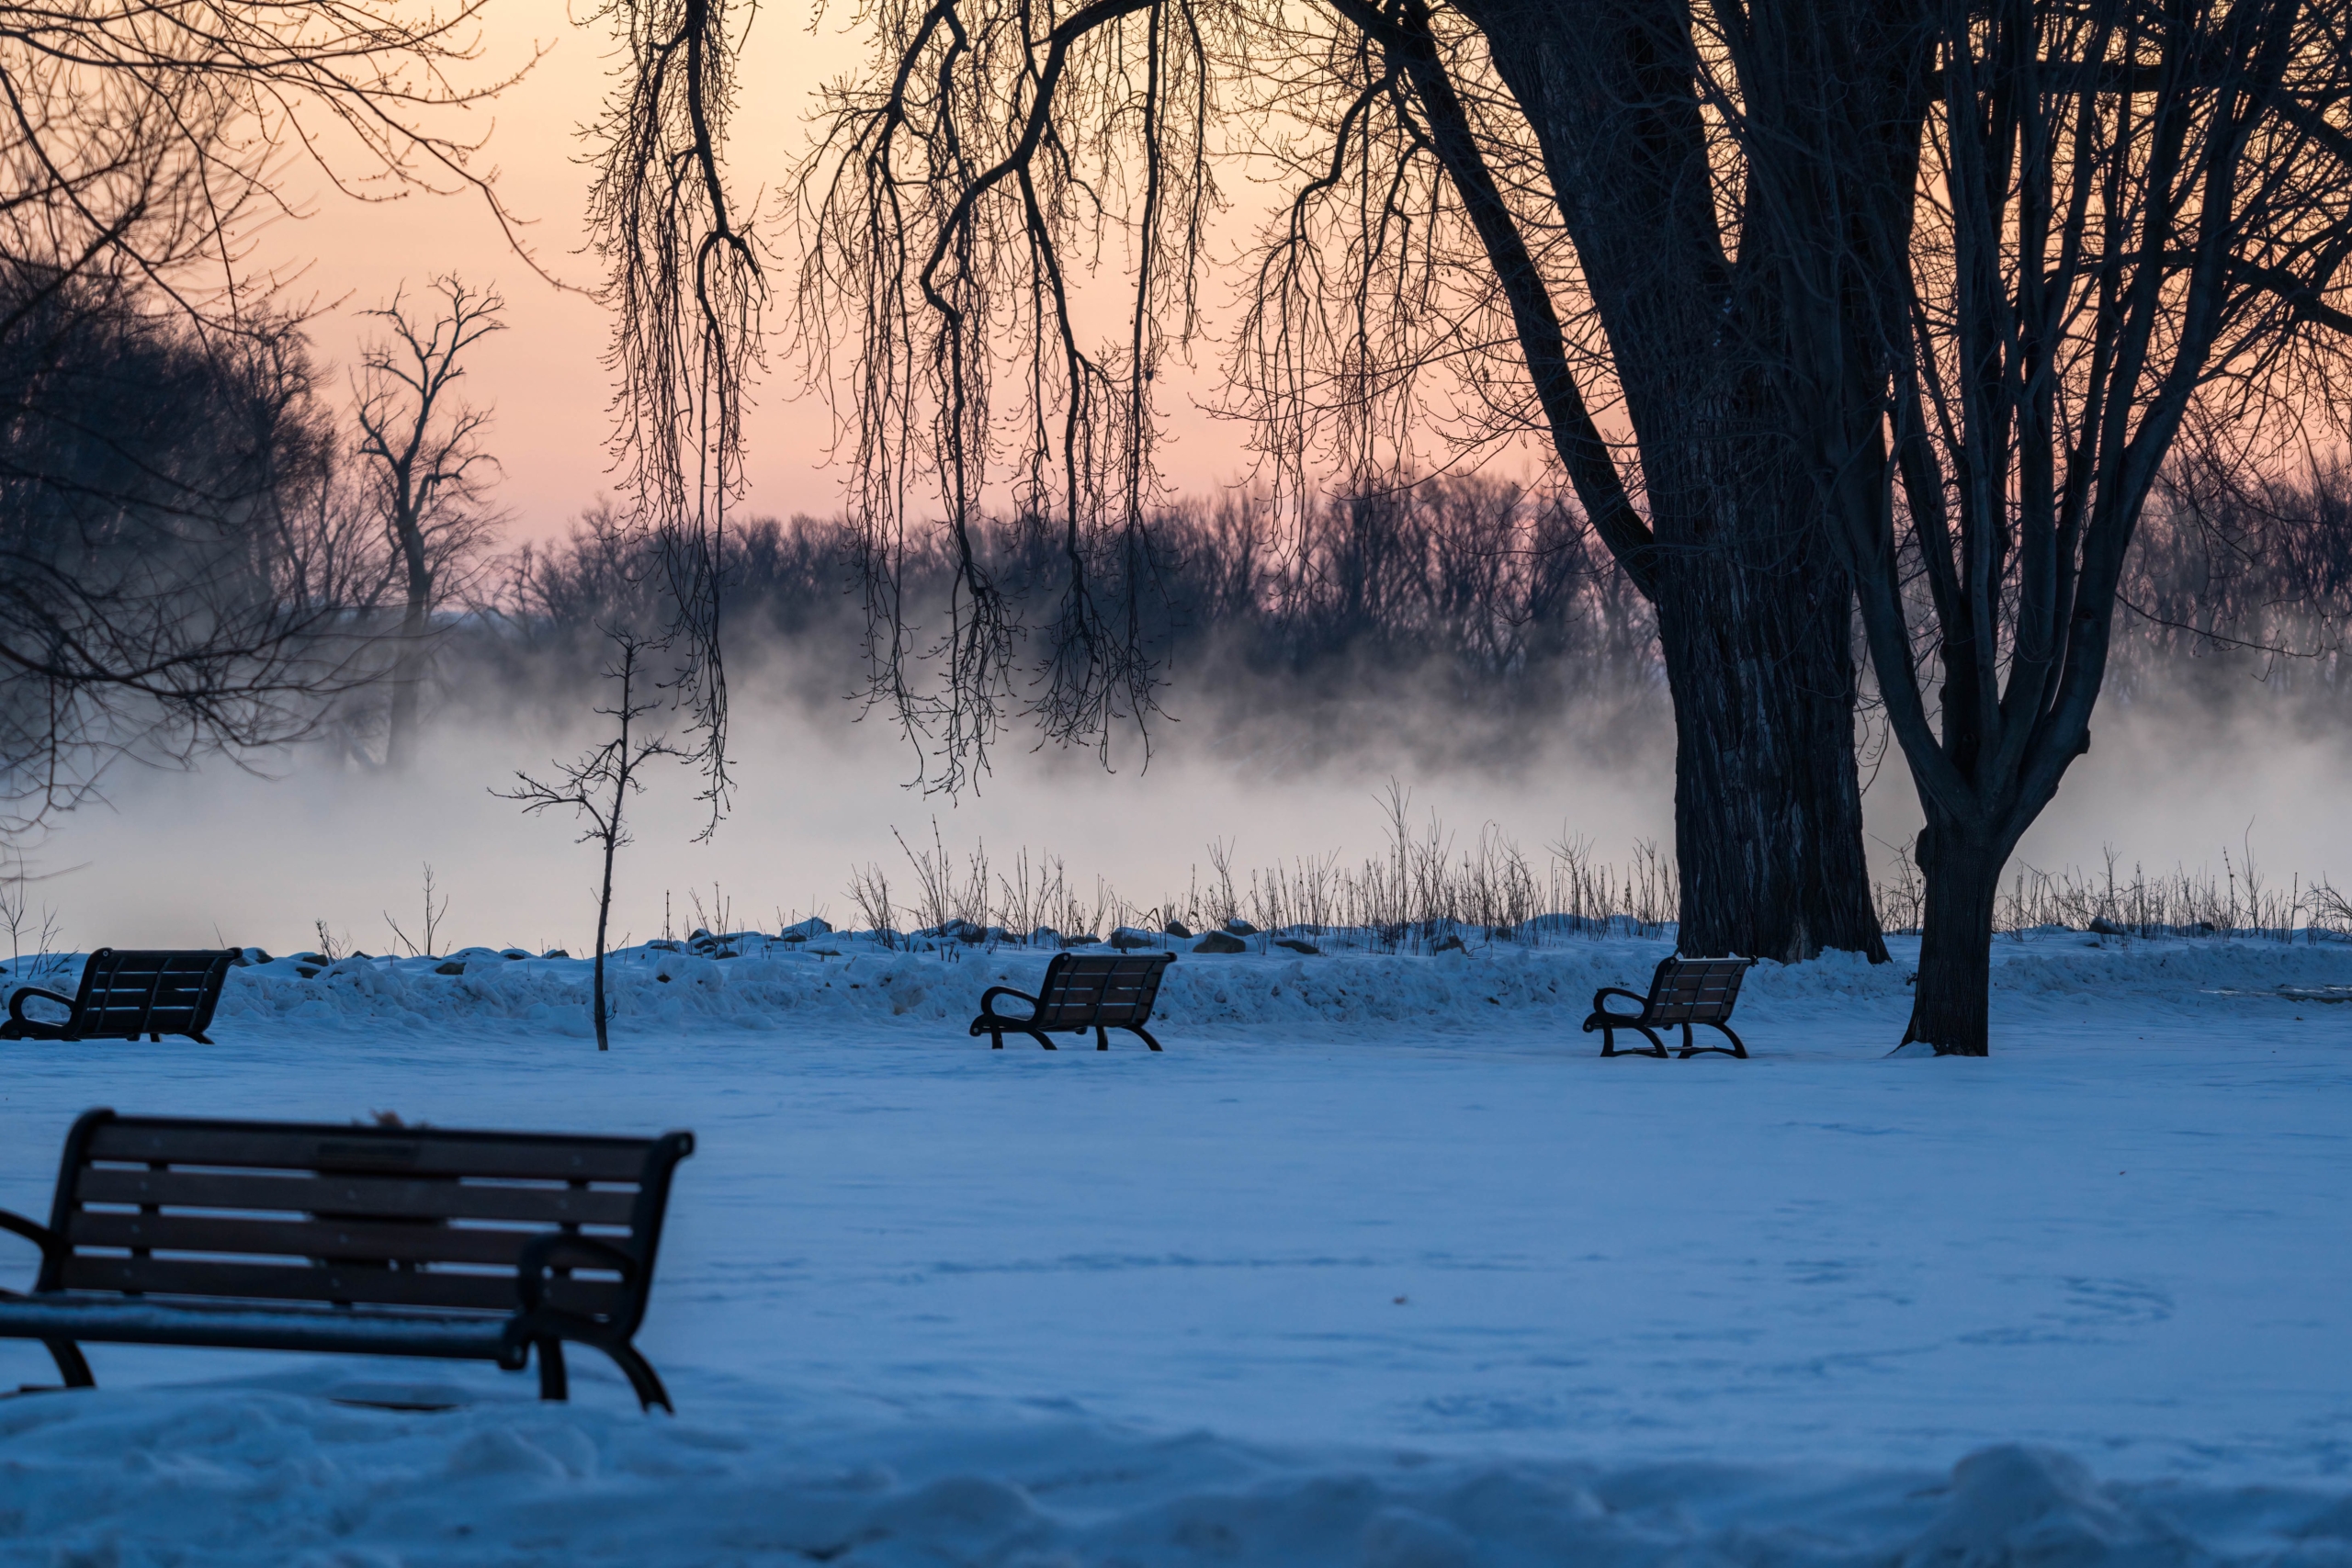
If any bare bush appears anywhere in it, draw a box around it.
[845,863,899,951]
[493,628,683,1051]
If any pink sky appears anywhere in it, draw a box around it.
[267,0,1259,543]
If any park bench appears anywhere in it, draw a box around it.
[0,949,236,1043]
[0,1109,694,1411]
[1582,955,1757,1058]
[969,951,1175,1051]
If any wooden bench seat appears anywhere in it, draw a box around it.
[968,952,1175,1050]
[0,1109,694,1410]
[1,949,235,1043]
[1582,955,1757,1058]
[0,1297,516,1359]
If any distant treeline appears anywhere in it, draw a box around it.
[0,271,357,821]
[506,481,1652,687]
[4,265,2344,787]
[2109,455,2352,707]
[456,462,2352,736]
[471,479,1657,720]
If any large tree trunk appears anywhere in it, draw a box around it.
[1452,6,1887,967]
[1657,541,1886,964]
[1903,818,2006,1055]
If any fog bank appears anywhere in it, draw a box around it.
[14,665,2346,960]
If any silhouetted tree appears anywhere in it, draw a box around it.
[582,0,763,830]
[0,0,537,830]
[0,277,361,830]
[352,277,509,769]
[1741,0,2352,1051]
[592,0,1900,964]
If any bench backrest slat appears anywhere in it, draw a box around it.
[43,1111,691,1326]
[65,950,234,1039]
[74,1168,638,1226]
[68,1210,604,1269]
[1645,956,1753,1024]
[1035,953,1173,1028]
[85,1122,652,1182]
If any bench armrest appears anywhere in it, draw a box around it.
[7,987,75,1026]
[0,1207,62,1271]
[1589,987,1651,1019]
[975,985,1038,1021]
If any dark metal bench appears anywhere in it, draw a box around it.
[969,951,1175,1051]
[0,1109,694,1411]
[1583,955,1757,1058]
[1,949,235,1043]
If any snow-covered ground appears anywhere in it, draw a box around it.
[2,929,2348,1565]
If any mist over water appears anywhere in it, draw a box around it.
[1979,689,2352,901]
[28,656,1675,954]
[19,648,2349,957]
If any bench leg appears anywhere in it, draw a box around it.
[1600,1025,1667,1058]
[608,1343,673,1414]
[1674,1021,1748,1059]
[1127,1024,1162,1052]
[44,1338,93,1389]
[537,1338,568,1401]
[1095,1026,1109,1051]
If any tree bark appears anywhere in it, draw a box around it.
[1453,1,1887,966]
[1903,819,2006,1055]
[1657,536,1885,964]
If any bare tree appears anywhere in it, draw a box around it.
[1740,0,2352,1051]
[0,279,379,832]
[494,628,682,1051]
[597,0,1895,964]
[0,0,540,833]
[352,276,509,769]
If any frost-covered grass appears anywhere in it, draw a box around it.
[1,929,2348,1564]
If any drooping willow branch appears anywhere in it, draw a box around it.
[584,0,765,830]
[1237,0,1657,592]
[795,0,1217,791]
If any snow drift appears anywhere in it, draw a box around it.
[164,927,2352,1038]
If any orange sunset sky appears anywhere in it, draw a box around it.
[269,0,1256,543]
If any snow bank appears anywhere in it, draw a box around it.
[2,923,2348,1561]
[1,1384,2340,1568]
[162,929,2352,1036]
